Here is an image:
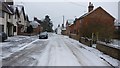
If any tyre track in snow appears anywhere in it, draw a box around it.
[62,37,110,66]
[2,39,49,66]
[47,35,81,66]
[37,35,81,66]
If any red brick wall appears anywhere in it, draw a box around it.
[67,7,115,38]
[33,25,41,34]
[79,7,115,37]
[69,24,75,34]
[83,8,114,26]
[66,22,70,35]
[74,20,80,35]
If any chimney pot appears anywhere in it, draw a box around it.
[88,2,94,12]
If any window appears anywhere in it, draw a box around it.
[0,11,4,18]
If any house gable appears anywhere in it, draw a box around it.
[20,7,26,20]
[17,6,26,25]
[15,7,20,18]
[79,7,115,21]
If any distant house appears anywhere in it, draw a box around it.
[29,20,41,35]
[69,24,75,34]
[15,6,27,35]
[114,20,120,30]
[56,24,62,34]
[0,1,14,36]
[73,18,80,35]
[66,19,74,35]
[24,15,30,32]
[61,26,66,35]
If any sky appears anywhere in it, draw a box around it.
[14,0,119,29]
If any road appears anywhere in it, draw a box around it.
[2,33,110,66]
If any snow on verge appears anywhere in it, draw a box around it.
[2,39,39,59]
[63,35,120,66]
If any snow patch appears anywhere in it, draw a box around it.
[62,35,119,66]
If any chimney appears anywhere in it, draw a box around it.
[5,0,14,5]
[88,2,94,12]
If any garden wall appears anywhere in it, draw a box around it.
[70,35,120,61]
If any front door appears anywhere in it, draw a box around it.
[7,22,13,37]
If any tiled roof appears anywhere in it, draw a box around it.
[30,21,40,28]
[0,2,13,14]
[79,6,115,19]
[13,5,26,20]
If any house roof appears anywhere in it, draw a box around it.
[30,21,40,28]
[14,5,26,20]
[14,7,20,18]
[66,19,74,26]
[79,6,115,19]
[0,2,14,14]
[19,6,26,20]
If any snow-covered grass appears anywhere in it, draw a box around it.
[2,39,39,59]
[1,35,38,59]
[62,35,119,66]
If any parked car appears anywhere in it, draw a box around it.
[39,32,48,39]
[0,32,7,42]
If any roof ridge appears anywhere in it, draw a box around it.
[79,6,114,19]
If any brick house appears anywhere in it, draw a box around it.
[74,18,80,35]
[69,23,75,34]
[74,2,115,38]
[66,19,74,35]
[29,20,41,35]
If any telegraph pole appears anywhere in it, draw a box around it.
[62,15,65,28]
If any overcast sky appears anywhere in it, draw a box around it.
[14,0,119,29]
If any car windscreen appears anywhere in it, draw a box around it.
[40,32,47,35]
